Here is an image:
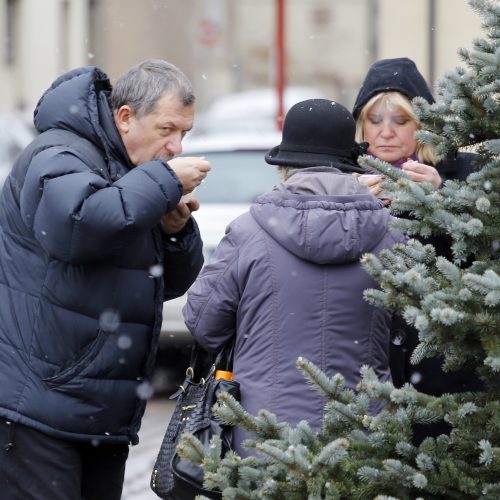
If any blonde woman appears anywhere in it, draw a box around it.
[352,57,481,443]
[353,58,475,194]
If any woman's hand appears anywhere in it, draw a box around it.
[354,174,392,206]
[401,159,442,189]
[356,174,384,194]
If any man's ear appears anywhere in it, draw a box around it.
[114,105,133,133]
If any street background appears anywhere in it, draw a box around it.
[0,2,488,499]
[0,1,483,117]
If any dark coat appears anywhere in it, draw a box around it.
[389,151,482,443]
[0,67,203,445]
[184,168,406,455]
[353,57,482,442]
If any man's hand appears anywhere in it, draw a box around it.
[168,156,211,194]
[160,199,200,235]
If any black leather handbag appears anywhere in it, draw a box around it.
[150,340,239,500]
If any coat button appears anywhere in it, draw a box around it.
[391,329,406,346]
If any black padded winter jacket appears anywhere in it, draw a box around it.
[0,67,203,445]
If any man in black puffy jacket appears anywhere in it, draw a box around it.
[0,59,210,499]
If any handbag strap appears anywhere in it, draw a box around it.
[191,337,235,375]
[169,337,235,399]
[195,337,235,375]
[215,338,234,372]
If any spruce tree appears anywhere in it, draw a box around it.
[177,0,500,497]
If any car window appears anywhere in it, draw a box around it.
[190,151,280,203]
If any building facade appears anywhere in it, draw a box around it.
[0,0,483,115]
[0,0,91,111]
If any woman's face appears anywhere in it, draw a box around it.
[362,99,419,164]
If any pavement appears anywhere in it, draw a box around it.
[122,398,175,500]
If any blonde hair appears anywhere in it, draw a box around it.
[277,166,295,181]
[355,91,438,165]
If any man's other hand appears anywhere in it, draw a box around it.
[160,199,200,235]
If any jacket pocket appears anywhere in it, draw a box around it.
[42,330,108,388]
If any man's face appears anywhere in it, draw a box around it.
[115,92,194,166]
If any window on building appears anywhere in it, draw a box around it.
[58,0,70,72]
[5,0,19,65]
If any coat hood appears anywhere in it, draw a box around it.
[352,57,435,118]
[34,66,112,145]
[250,168,392,264]
[33,66,133,176]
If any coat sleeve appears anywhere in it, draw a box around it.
[436,151,478,182]
[20,147,182,264]
[161,217,204,301]
[182,223,242,353]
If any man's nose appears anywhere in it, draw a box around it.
[166,136,183,156]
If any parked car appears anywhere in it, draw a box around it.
[153,131,282,393]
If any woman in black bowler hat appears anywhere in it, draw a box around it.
[183,99,406,456]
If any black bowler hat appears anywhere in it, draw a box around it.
[265,99,366,173]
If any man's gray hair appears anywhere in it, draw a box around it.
[110,59,195,117]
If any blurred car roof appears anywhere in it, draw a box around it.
[182,129,282,153]
[193,86,325,135]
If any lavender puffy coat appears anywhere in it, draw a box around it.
[183,167,405,454]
